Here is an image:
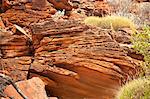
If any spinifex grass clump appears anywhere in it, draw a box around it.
[84,16,101,26]
[131,26,150,74]
[84,16,136,32]
[116,77,150,99]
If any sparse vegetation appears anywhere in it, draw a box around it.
[116,77,150,99]
[116,26,150,99]
[131,26,150,74]
[84,16,136,32]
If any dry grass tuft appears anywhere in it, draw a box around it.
[116,77,150,99]
[84,16,136,32]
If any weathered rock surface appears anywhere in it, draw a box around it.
[0,30,32,81]
[0,34,31,58]
[29,19,141,99]
[0,8,52,27]
[4,77,48,99]
[47,0,73,11]
[0,2,143,98]
[0,57,31,81]
[79,0,111,16]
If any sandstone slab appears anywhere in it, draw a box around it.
[4,77,48,99]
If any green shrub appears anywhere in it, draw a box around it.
[116,77,150,99]
[116,24,150,99]
[84,16,136,32]
[131,26,150,73]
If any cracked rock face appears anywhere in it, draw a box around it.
[29,20,141,99]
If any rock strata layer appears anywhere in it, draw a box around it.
[29,19,141,99]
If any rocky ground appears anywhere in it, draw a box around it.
[0,0,149,99]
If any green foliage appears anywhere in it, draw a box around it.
[131,26,150,73]
[116,77,150,99]
[84,16,136,32]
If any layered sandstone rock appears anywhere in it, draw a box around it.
[0,8,52,27]
[0,10,142,98]
[29,19,141,99]
[0,34,31,58]
[0,3,143,98]
[0,30,32,81]
[0,57,31,81]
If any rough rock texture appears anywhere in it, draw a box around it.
[0,30,32,81]
[29,19,141,99]
[0,57,31,81]
[47,0,73,11]
[4,77,48,99]
[0,8,52,27]
[0,3,143,98]
[0,34,31,58]
[80,0,111,16]
[32,0,47,10]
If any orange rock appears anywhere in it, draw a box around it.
[94,1,111,16]
[49,7,57,15]
[30,20,141,99]
[0,57,31,81]
[47,0,73,11]
[32,0,47,10]
[69,12,86,20]
[4,77,48,99]
[0,17,5,28]
[0,0,11,12]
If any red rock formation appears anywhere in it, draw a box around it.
[0,35,31,58]
[32,0,47,10]
[93,1,111,16]
[29,19,141,99]
[0,57,31,81]
[0,17,5,28]
[0,9,52,27]
[0,4,142,99]
[0,27,32,81]
[0,0,11,12]
[79,0,111,17]
[4,77,48,99]
[47,0,73,11]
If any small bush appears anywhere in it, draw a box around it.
[131,26,150,74]
[116,77,150,99]
[84,16,136,32]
